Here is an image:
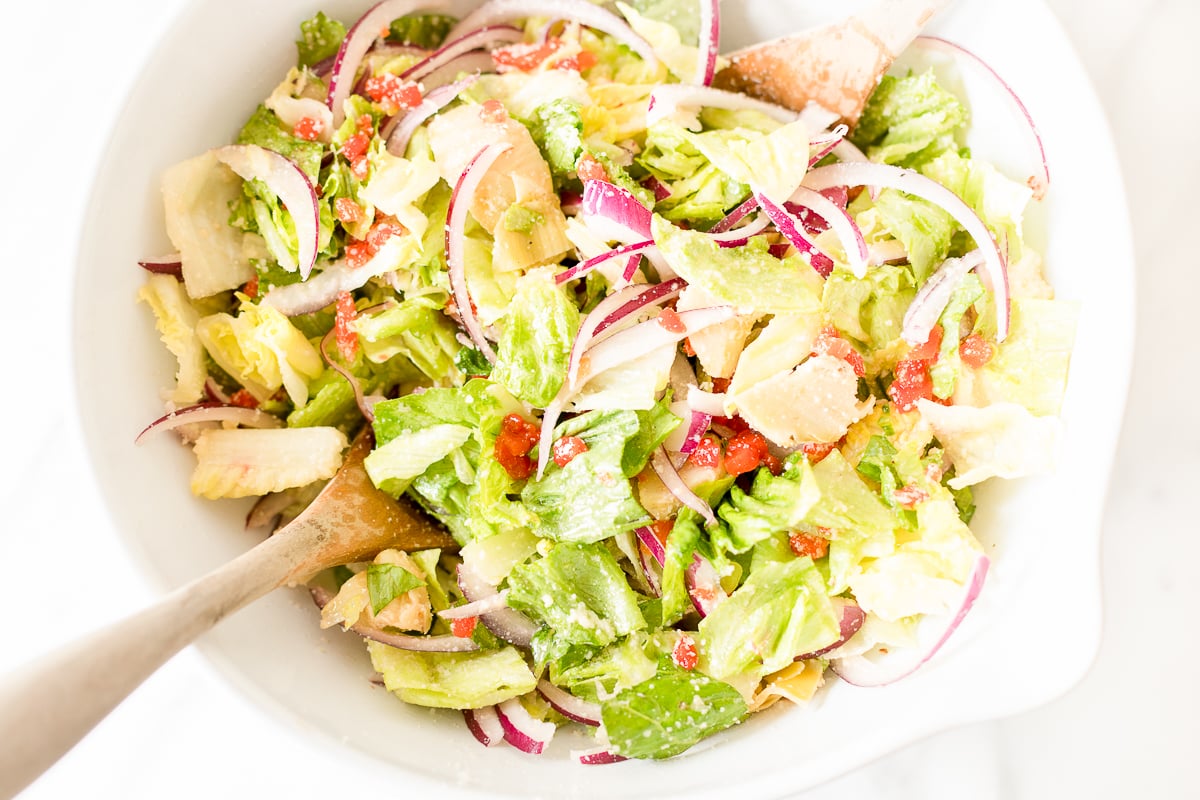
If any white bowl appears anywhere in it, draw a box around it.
[73,0,1134,796]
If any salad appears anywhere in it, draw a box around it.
[136,0,1077,763]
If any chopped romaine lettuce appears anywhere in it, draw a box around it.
[369,642,537,709]
[296,11,346,68]
[491,269,580,407]
[851,71,967,168]
[137,273,206,404]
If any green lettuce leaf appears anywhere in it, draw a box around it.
[366,562,425,615]
[137,273,206,405]
[686,121,811,204]
[851,71,967,167]
[545,633,658,703]
[506,542,647,648]
[640,123,750,225]
[387,13,455,48]
[529,99,585,183]
[491,270,580,407]
[715,458,821,556]
[971,298,1078,416]
[822,262,917,349]
[602,658,747,759]
[296,11,346,68]
[368,642,537,709]
[353,296,463,383]
[364,424,473,496]
[870,190,956,283]
[929,273,987,399]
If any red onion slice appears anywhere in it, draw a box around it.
[573,747,628,765]
[685,552,726,618]
[400,24,523,83]
[647,84,799,127]
[642,175,671,202]
[693,0,720,86]
[555,240,654,285]
[327,0,451,129]
[581,180,652,241]
[708,196,758,234]
[755,191,835,277]
[618,253,642,285]
[464,706,506,747]
[213,145,320,280]
[901,250,986,345]
[203,377,231,404]
[650,447,716,526]
[916,36,1050,199]
[679,411,712,456]
[138,253,183,278]
[497,697,556,755]
[831,555,990,687]
[581,305,736,382]
[449,0,659,67]
[384,74,479,156]
[802,163,1010,340]
[320,327,377,423]
[795,598,866,661]
[439,593,510,620]
[309,585,480,652]
[536,680,601,726]
[788,185,869,277]
[134,403,283,445]
[447,142,511,362]
[635,525,667,566]
[709,213,771,248]
[419,51,497,90]
[457,564,540,647]
[807,123,850,166]
[245,490,296,531]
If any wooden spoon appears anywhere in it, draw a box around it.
[713,0,955,124]
[0,429,455,800]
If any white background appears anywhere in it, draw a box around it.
[1,0,1195,797]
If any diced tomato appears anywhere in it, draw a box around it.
[334,197,365,225]
[552,435,588,467]
[687,435,722,469]
[229,389,259,409]
[242,274,259,300]
[657,306,686,334]
[713,415,750,435]
[334,291,359,361]
[959,334,994,368]
[366,215,405,249]
[350,156,370,180]
[342,131,371,161]
[556,49,598,72]
[800,441,836,464]
[492,39,563,72]
[711,377,731,394]
[672,634,699,671]
[345,239,374,269]
[788,530,830,560]
[682,338,697,358]
[450,617,478,638]
[763,452,783,476]
[363,73,422,114]
[724,429,770,477]
[887,358,935,412]
[292,116,324,141]
[495,414,542,480]
[893,485,931,509]
[811,326,866,377]
[576,153,608,183]
[356,114,374,134]
[479,99,509,124]
[907,324,944,361]
[647,519,673,544]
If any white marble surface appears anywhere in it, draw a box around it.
[1,0,1195,797]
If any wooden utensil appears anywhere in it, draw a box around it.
[0,429,454,800]
[713,0,954,123]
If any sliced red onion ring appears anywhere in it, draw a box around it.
[642,175,671,202]
[320,327,377,423]
[214,145,320,280]
[647,84,798,128]
[650,447,716,526]
[401,24,523,83]
[678,410,712,456]
[134,403,283,445]
[686,552,726,618]
[464,706,506,747]
[795,598,866,661]
[138,253,183,278]
[708,196,758,234]
[327,0,451,129]
[555,240,654,285]
[384,74,479,156]
[831,555,989,687]
[635,525,667,566]
[638,544,663,597]
[204,377,231,404]
[497,697,556,755]
[439,592,509,620]
[901,250,986,345]
[309,585,480,652]
[694,0,720,86]
[916,36,1050,199]
[573,747,628,765]
[808,123,850,166]
[802,163,1010,341]
[582,180,652,241]
[618,253,642,285]
[686,386,728,417]
[709,213,771,248]
[449,0,659,67]
[447,142,511,362]
[755,191,835,277]
[536,680,601,726]
[581,305,736,382]
[832,138,869,166]
[420,51,497,90]
[245,490,295,530]
[457,563,540,647]
[788,185,868,278]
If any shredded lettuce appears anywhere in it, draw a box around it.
[851,71,967,168]
[491,269,580,407]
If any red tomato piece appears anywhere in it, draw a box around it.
[242,274,259,300]
[450,617,478,638]
[576,153,608,183]
[887,358,935,412]
[907,324,944,362]
[342,131,371,161]
[363,73,423,114]
[334,291,359,361]
[959,334,994,368]
[552,435,589,467]
[672,634,699,671]
[345,239,374,269]
[811,326,866,377]
[334,197,364,225]
[788,530,830,560]
[711,377,731,394]
[292,116,324,141]
[657,307,686,334]
[800,441,836,464]
[724,429,770,477]
[229,389,259,409]
[687,435,722,469]
[479,99,509,124]
[492,39,562,72]
[495,414,541,480]
[366,216,406,249]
